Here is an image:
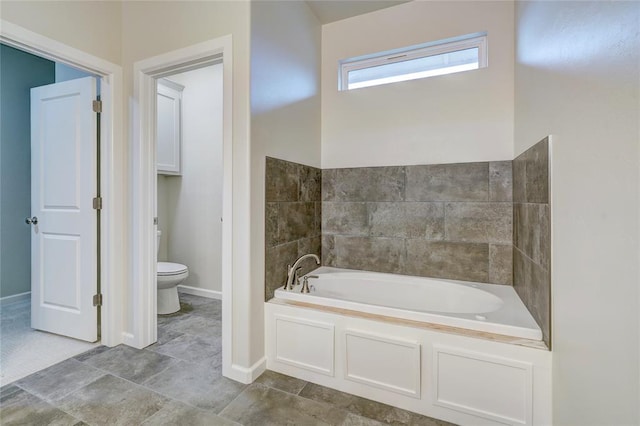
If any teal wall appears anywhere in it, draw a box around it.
[55,62,94,83]
[0,44,55,298]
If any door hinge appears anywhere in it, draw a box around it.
[93,294,103,307]
[92,197,102,210]
[92,100,102,113]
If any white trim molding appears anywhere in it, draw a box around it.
[0,291,31,306]
[229,357,267,384]
[177,285,222,300]
[131,37,235,383]
[0,19,125,347]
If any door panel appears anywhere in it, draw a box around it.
[30,77,98,342]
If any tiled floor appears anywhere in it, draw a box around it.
[0,297,99,385]
[0,292,455,425]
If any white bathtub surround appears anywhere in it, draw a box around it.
[266,267,551,425]
[275,267,542,341]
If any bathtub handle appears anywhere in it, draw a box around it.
[301,275,319,294]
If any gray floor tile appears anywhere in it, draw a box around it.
[179,293,219,308]
[220,383,349,426]
[164,313,222,338]
[384,407,457,426]
[155,324,183,345]
[73,345,110,362]
[147,333,221,365]
[189,300,223,321]
[254,369,307,395]
[142,360,245,412]
[0,384,23,402]
[80,345,176,384]
[341,413,389,426]
[299,382,394,421]
[16,358,105,402]
[58,374,167,426]
[0,386,83,426]
[2,292,456,426]
[299,382,453,425]
[141,399,240,425]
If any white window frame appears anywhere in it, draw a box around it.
[339,33,488,91]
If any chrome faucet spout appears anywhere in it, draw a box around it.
[285,253,320,290]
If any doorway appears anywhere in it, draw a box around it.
[1,44,102,384]
[156,64,224,300]
[0,20,125,384]
[131,36,233,380]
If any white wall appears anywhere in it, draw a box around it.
[251,0,322,168]
[157,175,169,262]
[321,1,515,168]
[0,1,122,66]
[515,2,640,424]
[249,0,321,360]
[158,65,224,294]
[121,0,257,368]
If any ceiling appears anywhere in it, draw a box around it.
[305,0,411,24]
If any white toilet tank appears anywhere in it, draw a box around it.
[156,230,161,257]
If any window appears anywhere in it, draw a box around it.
[339,33,487,91]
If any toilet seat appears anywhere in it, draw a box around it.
[158,262,188,276]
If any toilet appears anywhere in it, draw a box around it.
[157,230,189,315]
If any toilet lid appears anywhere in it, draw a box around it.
[158,262,188,276]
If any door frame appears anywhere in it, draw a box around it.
[131,37,234,378]
[0,20,125,346]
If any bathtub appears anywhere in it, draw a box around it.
[267,266,551,425]
[274,266,542,341]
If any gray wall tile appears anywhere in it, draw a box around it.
[513,248,550,346]
[406,163,489,201]
[405,240,489,282]
[368,202,444,239]
[489,244,513,285]
[512,155,526,203]
[334,236,405,274]
[300,165,321,202]
[314,202,322,237]
[278,202,316,242]
[322,235,336,267]
[525,137,549,204]
[513,137,551,348]
[265,157,299,202]
[265,242,298,300]
[265,157,321,301]
[320,161,512,284]
[445,202,512,244]
[489,161,513,202]
[297,237,322,276]
[322,202,368,236]
[265,203,279,247]
[321,169,337,202]
[514,203,550,269]
[512,137,549,204]
[322,167,405,202]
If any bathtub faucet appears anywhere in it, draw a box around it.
[285,254,320,290]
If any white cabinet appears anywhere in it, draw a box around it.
[157,79,184,175]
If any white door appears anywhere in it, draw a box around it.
[30,77,99,342]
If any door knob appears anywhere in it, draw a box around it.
[25,216,38,225]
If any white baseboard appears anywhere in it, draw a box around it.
[225,357,267,384]
[121,332,137,348]
[178,285,222,300]
[1,291,30,306]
